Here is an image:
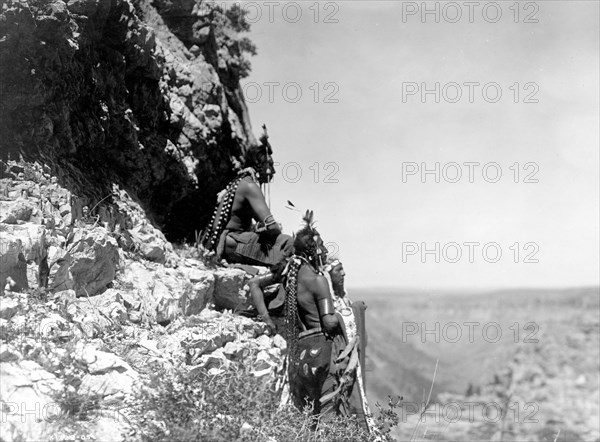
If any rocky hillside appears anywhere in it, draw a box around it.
[0,160,290,441]
[1,0,258,241]
[0,2,299,440]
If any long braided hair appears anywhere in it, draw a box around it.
[283,256,302,361]
[200,168,257,253]
[283,210,325,362]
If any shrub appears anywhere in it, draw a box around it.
[132,363,400,441]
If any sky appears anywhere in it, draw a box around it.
[234,0,599,290]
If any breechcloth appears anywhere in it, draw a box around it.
[288,328,334,416]
[219,230,293,266]
[288,329,370,431]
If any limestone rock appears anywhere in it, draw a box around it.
[180,270,215,316]
[38,313,68,338]
[272,334,287,350]
[213,268,249,311]
[118,259,215,324]
[75,343,139,397]
[120,291,142,310]
[0,298,19,320]
[73,288,127,323]
[79,370,137,398]
[52,227,119,296]
[196,348,230,371]
[222,341,249,360]
[0,0,259,243]
[0,361,63,442]
[185,329,237,364]
[128,310,142,323]
[0,224,46,295]
[128,223,170,263]
[155,280,181,324]
[87,351,131,375]
[0,343,22,362]
[0,198,38,224]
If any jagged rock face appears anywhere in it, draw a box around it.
[0,0,256,240]
[0,223,47,293]
[52,227,120,296]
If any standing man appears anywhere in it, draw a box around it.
[282,214,376,435]
[282,211,339,419]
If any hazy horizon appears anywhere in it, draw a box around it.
[347,283,600,293]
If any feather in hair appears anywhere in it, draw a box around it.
[302,210,315,228]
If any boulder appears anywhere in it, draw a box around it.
[0,298,19,320]
[155,279,180,324]
[0,224,46,295]
[79,370,137,398]
[118,260,214,324]
[75,343,139,398]
[185,329,237,364]
[128,223,170,263]
[52,227,119,296]
[0,343,22,362]
[222,341,249,360]
[0,199,38,224]
[196,348,230,371]
[179,269,215,316]
[120,291,142,310]
[38,313,69,338]
[212,268,249,311]
[73,288,126,321]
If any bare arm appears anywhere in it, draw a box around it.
[241,181,282,235]
[306,274,339,333]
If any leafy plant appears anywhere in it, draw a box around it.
[132,362,401,441]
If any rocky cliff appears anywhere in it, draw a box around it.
[0,2,295,440]
[1,0,258,241]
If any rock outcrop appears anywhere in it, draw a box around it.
[0,2,301,441]
[52,227,120,296]
[0,0,257,241]
[0,163,287,441]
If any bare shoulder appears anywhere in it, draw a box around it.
[238,177,261,196]
[299,267,329,292]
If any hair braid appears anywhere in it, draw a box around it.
[201,174,247,252]
[284,257,302,362]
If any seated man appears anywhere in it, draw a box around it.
[201,132,293,266]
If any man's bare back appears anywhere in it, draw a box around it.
[296,264,339,331]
